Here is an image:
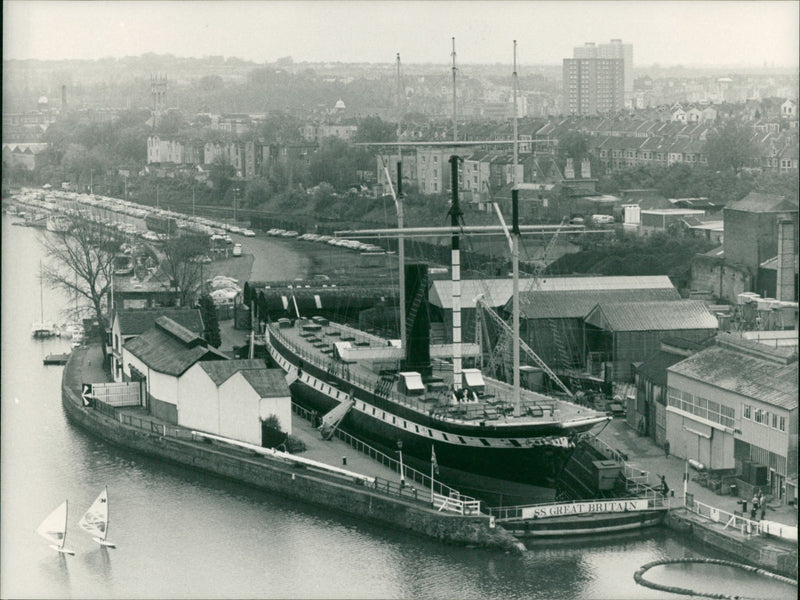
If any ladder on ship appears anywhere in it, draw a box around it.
[319,398,355,440]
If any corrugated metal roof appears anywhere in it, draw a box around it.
[240,369,291,398]
[117,309,204,336]
[430,275,675,310]
[725,192,797,213]
[200,359,267,386]
[585,300,718,332]
[519,288,681,319]
[155,316,203,346]
[124,325,224,377]
[668,341,798,410]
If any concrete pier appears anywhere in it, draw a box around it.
[62,345,525,553]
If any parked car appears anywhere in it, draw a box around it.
[232,243,242,257]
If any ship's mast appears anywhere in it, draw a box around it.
[449,155,463,391]
[395,52,406,352]
[451,37,458,143]
[511,41,521,414]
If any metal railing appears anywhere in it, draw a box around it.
[685,495,798,542]
[583,432,652,489]
[272,324,563,424]
[291,402,477,504]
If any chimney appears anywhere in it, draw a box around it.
[564,157,575,179]
[776,219,796,302]
[581,157,591,179]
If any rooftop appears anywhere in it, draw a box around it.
[668,334,798,410]
[585,300,718,332]
[431,275,676,310]
[116,308,204,337]
[725,193,798,213]
[199,359,290,398]
[518,287,681,320]
[124,317,226,376]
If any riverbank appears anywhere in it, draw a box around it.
[62,343,525,554]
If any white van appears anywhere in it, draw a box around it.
[591,214,615,225]
[232,243,242,257]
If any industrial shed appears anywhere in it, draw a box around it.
[584,300,718,382]
[517,286,682,372]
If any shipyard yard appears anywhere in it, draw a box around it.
[3,4,799,596]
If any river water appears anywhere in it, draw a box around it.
[1,213,795,600]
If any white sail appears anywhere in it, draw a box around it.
[36,500,69,549]
[79,487,109,541]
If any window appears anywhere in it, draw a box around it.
[754,409,764,424]
[779,416,786,431]
[743,404,751,420]
[772,413,778,429]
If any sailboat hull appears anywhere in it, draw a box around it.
[94,538,116,548]
[50,545,76,555]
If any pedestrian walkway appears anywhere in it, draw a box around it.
[597,418,797,527]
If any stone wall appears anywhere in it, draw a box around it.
[61,375,523,553]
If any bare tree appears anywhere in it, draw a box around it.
[41,217,119,358]
[155,234,210,307]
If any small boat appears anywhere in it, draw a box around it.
[78,487,116,548]
[32,261,60,339]
[36,500,76,555]
[31,322,60,339]
[46,214,72,233]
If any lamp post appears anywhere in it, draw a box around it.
[232,187,240,225]
[397,440,405,487]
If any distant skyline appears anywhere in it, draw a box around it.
[4,1,799,68]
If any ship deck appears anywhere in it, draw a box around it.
[269,319,608,430]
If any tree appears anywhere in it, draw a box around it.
[197,294,222,348]
[41,217,119,360]
[209,156,235,202]
[156,234,210,307]
[704,121,759,176]
[355,116,396,143]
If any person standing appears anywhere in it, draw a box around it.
[664,440,670,458]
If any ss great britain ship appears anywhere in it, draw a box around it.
[265,154,610,505]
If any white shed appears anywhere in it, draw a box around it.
[179,360,292,446]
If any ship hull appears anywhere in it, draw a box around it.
[268,331,597,504]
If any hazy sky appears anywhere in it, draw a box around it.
[4,1,799,67]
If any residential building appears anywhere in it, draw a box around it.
[563,57,625,115]
[1,143,50,171]
[666,333,798,504]
[573,39,633,105]
[416,148,451,195]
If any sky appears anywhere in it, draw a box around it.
[3,1,799,67]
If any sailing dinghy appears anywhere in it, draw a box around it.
[78,487,116,548]
[36,500,76,555]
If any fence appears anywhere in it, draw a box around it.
[100,396,482,515]
[685,494,798,542]
[583,432,652,490]
[291,402,478,506]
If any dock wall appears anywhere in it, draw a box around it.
[665,509,797,579]
[61,361,523,553]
